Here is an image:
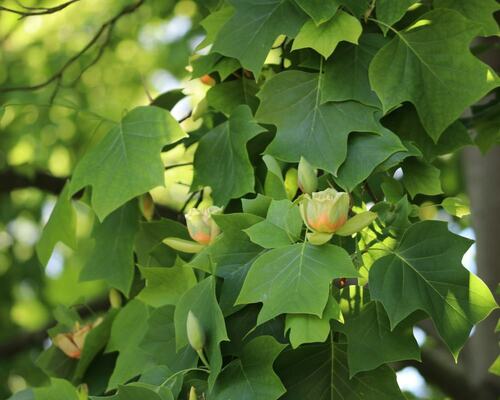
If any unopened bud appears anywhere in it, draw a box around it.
[300,188,349,234]
[185,206,222,245]
[163,237,205,253]
[140,193,155,221]
[109,288,122,309]
[187,311,205,352]
[77,384,89,400]
[298,157,318,194]
[284,168,298,200]
[189,386,198,400]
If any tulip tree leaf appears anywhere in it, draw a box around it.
[401,158,443,198]
[212,336,286,400]
[36,182,77,266]
[256,70,389,174]
[276,341,406,400]
[192,105,265,206]
[174,276,228,388]
[292,10,362,59]
[33,379,78,400]
[191,53,241,81]
[137,261,197,308]
[369,10,499,141]
[106,300,153,390]
[206,79,259,115]
[285,295,343,348]
[293,0,340,25]
[369,221,497,357]
[336,128,406,191]
[80,201,139,295]
[375,0,417,33]
[69,106,186,220]
[91,383,173,400]
[212,0,307,76]
[237,243,358,325]
[434,0,500,37]
[140,306,197,372]
[244,199,303,249]
[263,155,288,200]
[342,301,420,376]
[322,33,387,107]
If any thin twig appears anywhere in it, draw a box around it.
[0,0,80,18]
[0,0,145,94]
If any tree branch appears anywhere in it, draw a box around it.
[0,0,145,95]
[0,0,80,18]
[0,169,66,194]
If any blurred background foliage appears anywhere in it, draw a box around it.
[0,0,496,399]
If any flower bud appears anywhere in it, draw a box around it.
[109,288,122,309]
[284,167,298,200]
[53,318,103,359]
[185,206,222,245]
[189,386,198,400]
[298,157,318,194]
[163,237,206,253]
[300,188,349,234]
[140,193,155,221]
[187,311,205,352]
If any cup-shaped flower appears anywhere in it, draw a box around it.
[300,188,349,234]
[185,206,222,245]
[298,157,318,194]
[53,318,103,359]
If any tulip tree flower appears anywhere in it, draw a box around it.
[300,188,377,245]
[53,318,103,359]
[185,206,222,245]
[163,206,222,253]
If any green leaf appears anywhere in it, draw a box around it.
[276,341,406,400]
[382,104,472,161]
[237,243,358,325]
[292,10,362,59]
[74,309,118,380]
[206,79,259,115]
[375,0,417,33]
[369,10,498,141]
[369,220,498,357]
[244,199,303,249]
[343,301,420,376]
[192,105,265,206]
[335,129,406,191]
[434,0,499,36]
[262,155,288,200]
[322,33,387,107]
[106,300,153,390]
[80,201,139,295]
[212,0,307,76]
[441,197,470,218]
[36,182,76,266]
[401,158,443,198]
[212,336,286,400]
[33,379,78,400]
[191,53,241,81]
[137,260,197,308]
[92,383,173,400]
[151,89,185,111]
[140,306,197,372]
[256,70,388,174]
[242,194,272,218]
[197,4,234,49]
[293,0,339,25]
[69,106,186,220]
[489,355,500,376]
[174,276,228,388]
[285,295,343,348]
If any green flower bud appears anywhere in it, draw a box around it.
[284,167,299,200]
[189,386,198,400]
[187,310,205,352]
[185,206,222,245]
[300,188,349,234]
[109,288,122,309]
[298,157,318,194]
